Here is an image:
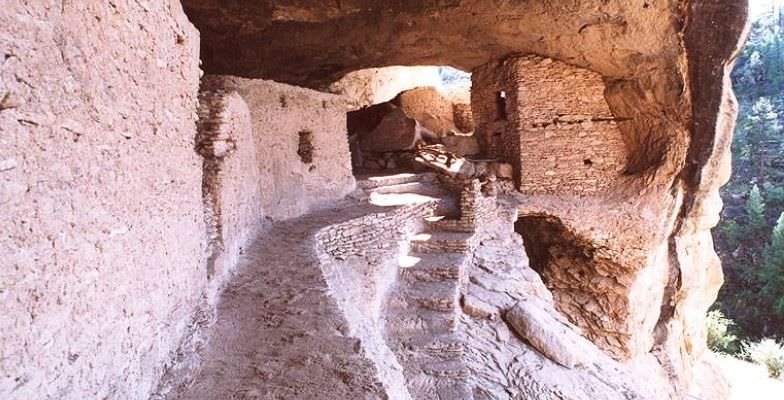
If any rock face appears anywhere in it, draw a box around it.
[329,66,443,109]
[0,1,750,399]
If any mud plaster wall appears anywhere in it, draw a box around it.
[0,2,205,399]
[195,88,265,283]
[204,76,355,221]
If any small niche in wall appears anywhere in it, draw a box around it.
[297,130,314,164]
[495,91,508,120]
[583,159,593,167]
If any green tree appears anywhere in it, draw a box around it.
[763,212,784,316]
[746,184,768,241]
[741,98,782,180]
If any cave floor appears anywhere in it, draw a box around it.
[157,176,656,400]
[170,200,397,399]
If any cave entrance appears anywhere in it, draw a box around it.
[333,66,476,177]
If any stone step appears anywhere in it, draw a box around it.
[410,231,473,254]
[405,280,460,312]
[366,181,427,194]
[405,334,465,359]
[399,252,465,283]
[423,215,474,233]
[384,308,459,335]
[422,360,471,379]
[356,172,435,189]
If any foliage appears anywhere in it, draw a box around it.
[707,310,739,354]
[746,185,768,240]
[763,213,784,316]
[720,219,743,251]
[741,338,784,378]
[714,5,784,343]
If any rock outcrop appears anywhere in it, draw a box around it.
[1,1,751,399]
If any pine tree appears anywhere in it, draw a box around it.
[763,212,784,316]
[747,184,768,241]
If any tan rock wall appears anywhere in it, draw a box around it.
[204,76,355,221]
[0,2,205,399]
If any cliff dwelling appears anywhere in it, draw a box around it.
[0,1,751,400]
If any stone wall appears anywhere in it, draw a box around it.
[472,56,626,194]
[203,76,355,221]
[471,60,514,160]
[0,2,205,399]
[452,103,474,133]
[316,203,435,260]
[315,201,438,400]
[513,56,626,194]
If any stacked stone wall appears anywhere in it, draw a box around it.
[511,56,626,194]
[316,202,437,260]
[452,103,474,133]
[472,56,627,193]
[470,61,513,160]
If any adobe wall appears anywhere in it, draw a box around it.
[204,76,355,221]
[0,2,206,399]
[195,89,266,283]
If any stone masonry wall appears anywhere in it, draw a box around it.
[204,76,355,221]
[473,56,627,193]
[471,60,514,160]
[511,56,626,194]
[0,2,205,399]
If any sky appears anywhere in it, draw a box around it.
[750,0,783,18]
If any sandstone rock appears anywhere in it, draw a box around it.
[360,108,420,152]
[393,87,457,136]
[505,298,591,369]
[462,293,498,319]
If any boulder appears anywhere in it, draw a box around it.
[505,298,592,369]
[359,108,421,152]
[442,134,480,157]
[490,162,514,179]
